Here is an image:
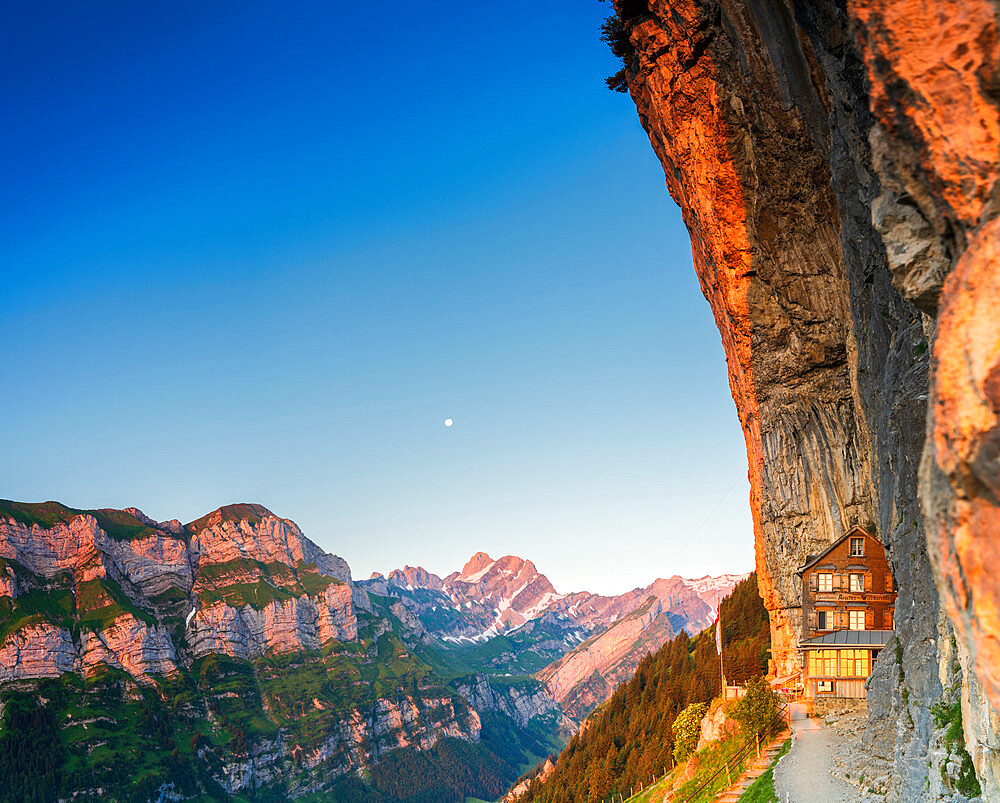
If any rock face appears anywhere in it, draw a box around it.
[503,758,554,803]
[0,500,491,798]
[608,0,998,797]
[0,501,357,679]
[186,509,357,657]
[535,597,673,720]
[455,674,574,734]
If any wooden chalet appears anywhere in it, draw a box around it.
[797,526,897,699]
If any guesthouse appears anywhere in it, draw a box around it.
[798,526,896,700]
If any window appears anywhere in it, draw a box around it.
[850,573,865,592]
[838,649,871,678]
[849,610,866,630]
[816,610,829,630]
[817,573,833,592]
[850,537,864,557]
[809,650,838,677]
[817,680,834,694]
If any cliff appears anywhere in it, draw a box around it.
[534,597,674,719]
[607,0,998,798]
[0,501,505,800]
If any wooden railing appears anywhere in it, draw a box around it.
[675,700,788,803]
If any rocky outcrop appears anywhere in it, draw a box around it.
[289,695,481,795]
[0,502,359,681]
[535,597,673,720]
[609,0,998,797]
[189,583,356,659]
[0,622,77,682]
[189,507,352,583]
[455,674,573,734]
[502,758,554,803]
[695,699,738,750]
[79,615,178,680]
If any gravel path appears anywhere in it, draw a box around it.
[772,703,859,803]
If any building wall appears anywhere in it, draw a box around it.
[804,647,880,698]
[801,528,896,639]
[811,678,867,699]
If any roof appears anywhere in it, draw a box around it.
[796,525,877,574]
[800,629,895,649]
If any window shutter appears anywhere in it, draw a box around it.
[885,574,892,592]
[808,611,816,630]
[809,575,817,592]
[833,573,841,591]
[865,573,871,592]
[866,610,874,629]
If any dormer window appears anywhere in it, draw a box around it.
[850,537,864,557]
[817,573,833,592]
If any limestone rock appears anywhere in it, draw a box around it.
[0,622,77,682]
[535,597,672,720]
[79,614,178,680]
[609,0,999,796]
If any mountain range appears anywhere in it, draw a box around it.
[363,553,745,720]
[0,499,745,801]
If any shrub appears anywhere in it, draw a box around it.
[732,678,779,739]
[672,701,710,764]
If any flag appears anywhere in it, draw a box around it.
[715,606,722,655]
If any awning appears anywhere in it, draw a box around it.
[770,672,801,688]
[800,629,895,649]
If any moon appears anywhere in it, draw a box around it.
[444,418,454,428]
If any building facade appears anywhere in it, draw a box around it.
[798,526,897,699]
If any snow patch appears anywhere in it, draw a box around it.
[460,560,497,583]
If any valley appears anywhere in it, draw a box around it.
[0,499,744,802]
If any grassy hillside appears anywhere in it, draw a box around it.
[514,574,768,802]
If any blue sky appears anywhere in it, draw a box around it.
[0,1,753,595]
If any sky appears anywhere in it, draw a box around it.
[0,1,754,595]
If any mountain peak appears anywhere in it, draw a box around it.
[460,551,495,579]
[185,502,276,535]
[387,565,445,590]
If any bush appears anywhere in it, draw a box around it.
[672,701,710,764]
[732,678,778,739]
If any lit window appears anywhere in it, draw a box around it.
[808,650,838,677]
[823,651,837,676]
[850,573,865,592]
[817,680,834,694]
[817,573,833,592]
[849,610,866,630]
[850,537,864,557]
[837,649,870,677]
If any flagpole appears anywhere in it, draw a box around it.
[717,604,725,696]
